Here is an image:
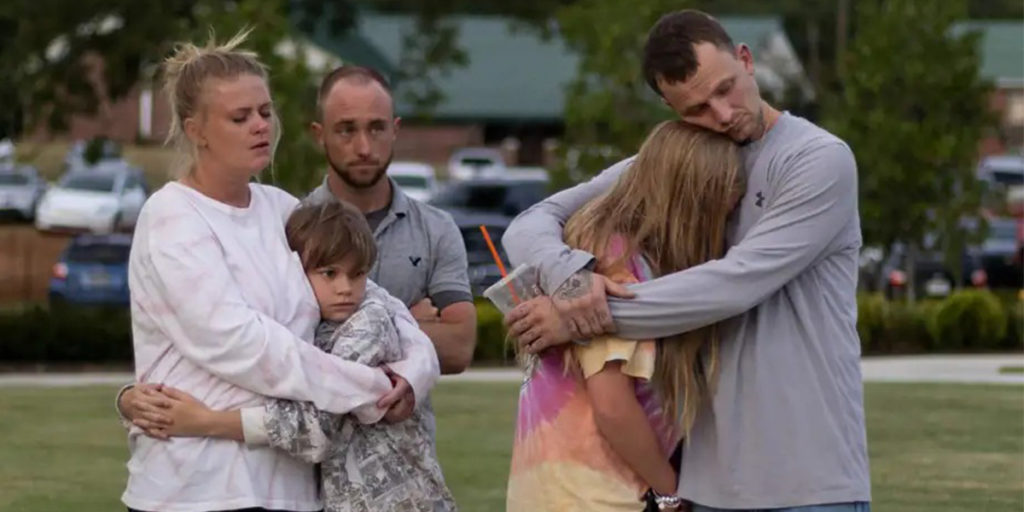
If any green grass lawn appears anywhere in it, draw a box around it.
[0,382,1020,512]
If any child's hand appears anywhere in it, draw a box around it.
[378,366,416,423]
[143,387,215,437]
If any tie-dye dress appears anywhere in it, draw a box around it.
[506,250,680,512]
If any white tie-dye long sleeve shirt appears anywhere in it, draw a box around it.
[122,182,439,512]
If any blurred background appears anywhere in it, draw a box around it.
[0,1,1021,510]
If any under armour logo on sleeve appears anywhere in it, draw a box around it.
[755,191,765,207]
[409,256,422,266]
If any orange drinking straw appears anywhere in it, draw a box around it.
[479,225,521,304]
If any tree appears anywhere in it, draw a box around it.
[548,0,684,188]
[183,0,326,194]
[824,0,994,301]
[0,0,480,194]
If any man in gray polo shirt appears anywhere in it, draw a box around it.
[502,10,870,512]
[303,65,477,376]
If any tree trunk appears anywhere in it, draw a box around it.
[835,0,849,80]
[906,242,918,304]
[806,17,822,91]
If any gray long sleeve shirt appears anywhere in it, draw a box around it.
[502,113,870,509]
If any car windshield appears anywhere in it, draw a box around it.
[0,173,30,185]
[989,221,1017,239]
[459,157,498,168]
[67,243,130,264]
[62,174,116,192]
[393,175,429,188]
[991,171,1024,187]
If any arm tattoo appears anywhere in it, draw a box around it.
[555,269,594,301]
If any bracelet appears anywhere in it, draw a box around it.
[652,490,684,510]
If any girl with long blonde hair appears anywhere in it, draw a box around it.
[506,120,745,512]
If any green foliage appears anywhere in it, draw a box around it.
[857,293,887,351]
[1004,298,1024,350]
[550,0,681,185]
[473,299,515,363]
[823,0,994,297]
[858,293,937,354]
[927,290,1008,350]
[0,0,475,191]
[0,305,132,362]
[881,299,936,353]
[0,0,197,133]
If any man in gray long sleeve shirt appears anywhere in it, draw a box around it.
[501,10,870,512]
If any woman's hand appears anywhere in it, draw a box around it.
[120,383,174,439]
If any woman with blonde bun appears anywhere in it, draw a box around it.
[120,30,439,512]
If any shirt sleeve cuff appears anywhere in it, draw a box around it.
[114,383,135,430]
[241,407,270,446]
[541,249,597,295]
[430,290,473,310]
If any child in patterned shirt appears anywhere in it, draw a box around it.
[154,200,457,512]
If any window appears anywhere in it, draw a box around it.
[61,174,116,193]
[393,175,429,188]
[0,173,30,185]
[67,243,131,263]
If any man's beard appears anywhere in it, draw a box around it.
[736,109,765,146]
[326,149,393,189]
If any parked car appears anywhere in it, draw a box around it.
[35,162,149,233]
[0,139,14,165]
[0,164,47,220]
[977,154,1024,190]
[448,210,512,296]
[49,233,132,306]
[388,161,439,203]
[429,177,549,219]
[447,147,506,181]
[978,217,1024,289]
[880,241,984,299]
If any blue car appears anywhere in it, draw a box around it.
[49,234,132,306]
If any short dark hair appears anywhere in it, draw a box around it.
[315,65,393,120]
[642,10,735,96]
[285,200,377,272]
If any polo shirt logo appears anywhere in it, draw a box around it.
[409,256,422,267]
[755,191,765,207]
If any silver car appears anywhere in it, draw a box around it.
[0,165,47,220]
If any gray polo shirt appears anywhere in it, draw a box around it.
[502,113,870,509]
[305,177,472,309]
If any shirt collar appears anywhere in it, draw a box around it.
[312,175,409,219]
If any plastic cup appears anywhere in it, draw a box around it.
[482,264,544,371]
[482,264,543,314]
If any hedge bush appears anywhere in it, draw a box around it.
[0,305,132,362]
[0,292,1019,363]
[927,290,1008,350]
[473,299,516,364]
[1005,300,1023,350]
[856,294,886,352]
